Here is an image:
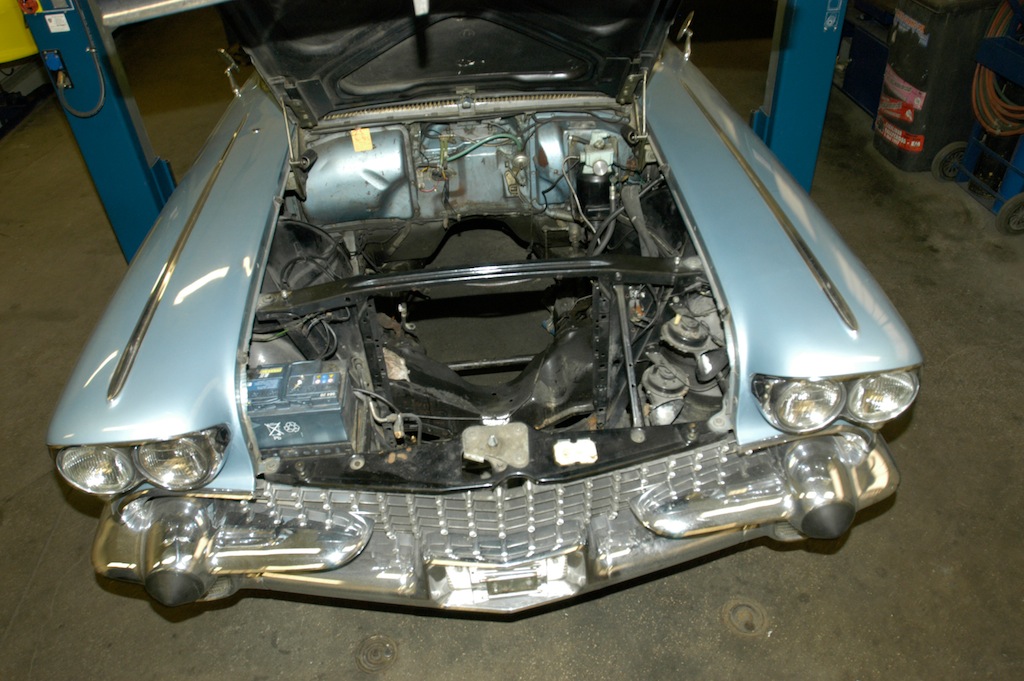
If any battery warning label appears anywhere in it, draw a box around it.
[875,116,925,153]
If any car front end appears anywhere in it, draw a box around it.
[48,1,921,612]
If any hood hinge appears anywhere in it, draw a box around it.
[617,58,652,105]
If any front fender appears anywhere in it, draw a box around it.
[647,49,922,445]
[47,80,290,493]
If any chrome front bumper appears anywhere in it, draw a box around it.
[93,430,899,612]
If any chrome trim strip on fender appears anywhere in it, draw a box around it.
[107,115,250,401]
[676,80,859,332]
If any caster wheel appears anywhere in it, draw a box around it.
[996,194,1024,236]
[931,141,967,182]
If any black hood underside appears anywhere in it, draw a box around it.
[222,0,681,124]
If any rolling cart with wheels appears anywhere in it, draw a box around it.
[931,0,1024,235]
[933,131,1024,234]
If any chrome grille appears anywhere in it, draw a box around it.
[254,439,772,563]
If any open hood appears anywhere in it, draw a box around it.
[221,0,682,126]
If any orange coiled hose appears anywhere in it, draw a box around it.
[972,1,1024,136]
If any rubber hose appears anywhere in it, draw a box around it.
[972,2,1024,136]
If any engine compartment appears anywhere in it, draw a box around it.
[245,109,731,490]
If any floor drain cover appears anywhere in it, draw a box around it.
[355,634,398,673]
[722,598,769,637]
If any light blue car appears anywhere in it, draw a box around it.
[49,0,921,612]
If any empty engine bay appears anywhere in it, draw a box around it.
[246,109,731,490]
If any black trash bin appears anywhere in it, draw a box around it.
[873,0,1000,171]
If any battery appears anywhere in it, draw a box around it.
[246,360,355,450]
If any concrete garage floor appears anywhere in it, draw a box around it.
[1,9,1022,680]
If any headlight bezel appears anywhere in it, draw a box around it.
[752,376,846,434]
[753,370,919,434]
[134,427,228,491]
[846,372,921,424]
[52,426,229,496]
[55,445,139,496]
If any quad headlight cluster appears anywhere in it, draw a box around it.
[54,427,227,496]
[753,371,919,434]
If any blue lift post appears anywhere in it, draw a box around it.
[752,0,850,191]
[19,0,174,261]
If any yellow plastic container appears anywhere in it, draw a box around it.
[0,2,38,63]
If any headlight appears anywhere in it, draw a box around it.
[135,428,227,491]
[847,372,919,424]
[753,377,845,433]
[56,446,137,495]
[753,371,920,433]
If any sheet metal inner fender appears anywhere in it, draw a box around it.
[302,127,415,224]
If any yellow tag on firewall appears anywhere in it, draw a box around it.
[351,128,373,152]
